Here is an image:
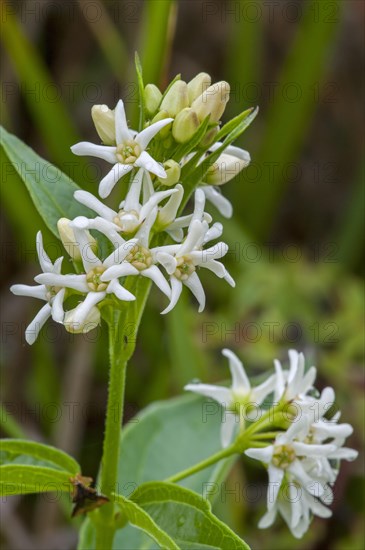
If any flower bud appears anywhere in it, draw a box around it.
[158,159,181,186]
[64,305,101,334]
[57,218,96,260]
[144,84,162,116]
[151,110,172,139]
[205,153,248,186]
[159,80,189,117]
[191,81,230,123]
[172,107,200,143]
[91,105,115,145]
[187,72,212,104]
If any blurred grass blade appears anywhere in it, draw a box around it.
[0,403,25,438]
[76,0,128,84]
[239,0,342,239]
[335,161,365,271]
[0,8,87,183]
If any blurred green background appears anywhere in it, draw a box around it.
[1,1,364,549]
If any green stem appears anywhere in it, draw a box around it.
[95,315,128,550]
[165,445,237,484]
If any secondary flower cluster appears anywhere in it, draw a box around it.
[185,349,358,538]
[11,73,251,344]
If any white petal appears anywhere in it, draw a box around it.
[225,144,251,164]
[203,222,223,244]
[155,252,177,275]
[267,464,284,510]
[115,99,131,143]
[190,188,206,227]
[25,303,52,345]
[142,266,171,298]
[101,263,139,280]
[221,411,238,448]
[71,142,117,163]
[161,277,182,314]
[104,238,138,268]
[78,216,124,247]
[99,163,133,199]
[184,272,206,312]
[72,292,105,327]
[288,460,324,497]
[35,273,88,293]
[274,359,285,401]
[36,231,53,272]
[135,117,173,150]
[252,374,277,405]
[222,348,250,393]
[158,184,184,227]
[202,186,233,218]
[107,279,136,301]
[258,507,277,529]
[134,151,166,178]
[72,227,101,272]
[135,207,157,247]
[292,442,337,457]
[245,446,274,463]
[74,190,116,221]
[184,383,232,407]
[124,168,144,212]
[178,220,205,256]
[327,447,358,461]
[51,288,65,323]
[10,284,47,301]
[139,188,178,222]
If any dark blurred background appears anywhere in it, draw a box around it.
[1,1,364,549]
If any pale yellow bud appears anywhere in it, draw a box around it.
[172,108,200,143]
[144,84,162,116]
[91,105,115,145]
[151,110,172,139]
[57,218,96,260]
[187,72,212,104]
[191,81,230,123]
[205,153,247,186]
[158,159,181,186]
[64,306,101,334]
[159,80,189,117]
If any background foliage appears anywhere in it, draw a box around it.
[1,1,364,549]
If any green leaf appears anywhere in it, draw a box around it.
[117,393,229,494]
[215,108,256,143]
[0,439,80,474]
[1,126,93,236]
[114,493,179,549]
[0,464,73,496]
[135,53,146,131]
[130,482,250,549]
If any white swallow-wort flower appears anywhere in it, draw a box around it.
[34,228,138,333]
[99,207,172,300]
[185,349,277,447]
[10,232,66,344]
[246,413,358,538]
[74,169,181,238]
[155,189,234,313]
[71,99,173,198]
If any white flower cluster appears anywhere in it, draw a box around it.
[185,349,358,538]
[11,77,249,344]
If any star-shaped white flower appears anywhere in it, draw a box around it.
[155,189,234,314]
[273,349,317,403]
[74,169,180,237]
[10,232,66,344]
[35,229,137,332]
[185,348,277,447]
[71,100,173,198]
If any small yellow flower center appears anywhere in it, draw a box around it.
[126,244,152,271]
[272,444,296,469]
[174,257,195,281]
[86,266,108,292]
[116,140,141,164]
[45,286,61,303]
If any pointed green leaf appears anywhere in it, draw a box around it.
[1,126,93,236]
[0,464,73,496]
[0,439,80,474]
